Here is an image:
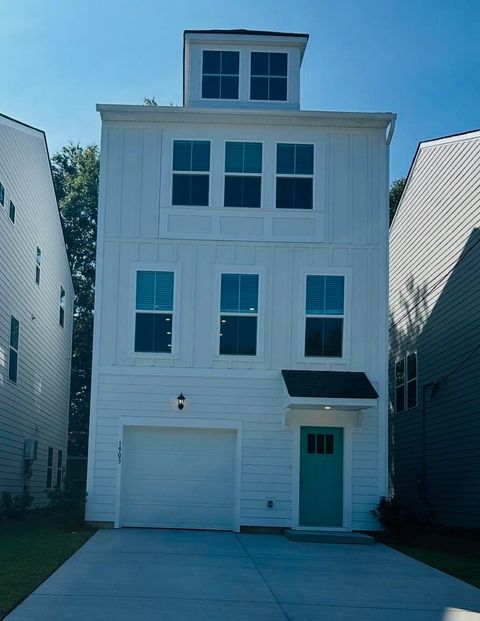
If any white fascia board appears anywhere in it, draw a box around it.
[420,129,480,149]
[96,104,396,130]
[284,396,378,411]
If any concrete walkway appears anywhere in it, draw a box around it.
[6,529,480,620]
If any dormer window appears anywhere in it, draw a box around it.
[250,52,287,101]
[202,51,239,100]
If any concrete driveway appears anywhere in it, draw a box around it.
[6,529,480,620]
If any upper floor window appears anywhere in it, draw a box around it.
[0,182,4,206]
[276,143,313,209]
[305,275,344,357]
[135,271,174,353]
[172,140,210,206]
[224,142,262,208]
[250,52,287,101]
[59,287,66,327]
[9,200,15,223]
[202,51,239,99]
[46,447,54,488]
[35,247,42,285]
[9,316,19,383]
[220,273,258,356]
[395,352,417,413]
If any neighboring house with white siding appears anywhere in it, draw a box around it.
[0,114,74,506]
[389,130,480,529]
[86,29,395,532]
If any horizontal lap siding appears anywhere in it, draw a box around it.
[389,135,480,528]
[0,120,73,504]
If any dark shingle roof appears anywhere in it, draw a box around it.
[282,370,378,399]
[184,29,309,39]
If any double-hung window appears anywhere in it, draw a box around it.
[35,247,42,285]
[9,316,19,383]
[59,287,66,327]
[305,275,344,357]
[250,52,287,101]
[220,274,258,356]
[395,352,417,412]
[56,450,63,488]
[172,140,210,206]
[276,143,313,209]
[9,200,15,223]
[202,50,239,99]
[135,271,174,353]
[0,182,4,206]
[46,447,53,489]
[224,142,262,208]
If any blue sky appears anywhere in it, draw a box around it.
[1,0,478,180]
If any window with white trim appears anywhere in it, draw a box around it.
[59,287,65,327]
[9,200,15,223]
[219,273,258,356]
[202,50,239,99]
[224,142,262,208]
[35,247,42,285]
[250,52,287,101]
[172,140,210,206]
[46,447,54,489]
[276,143,313,209]
[9,316,19,383]
[395,352,417,412]
[135,271,174,353]
[305,275,344,357]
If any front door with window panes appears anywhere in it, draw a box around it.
[299,426,343,526]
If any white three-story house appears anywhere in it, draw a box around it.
[86,29,395,532]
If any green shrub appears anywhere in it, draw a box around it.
[371,496,424,540]
[47,483,87,527]
[1,489,33,517]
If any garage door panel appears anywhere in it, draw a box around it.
[120,427,236,530]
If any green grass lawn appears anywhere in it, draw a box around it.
[382,532,480,589]
[0,512,95,620]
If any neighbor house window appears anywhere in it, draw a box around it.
[395,352,417,413]
[224,142,262,208]
[250,52,287,101]
[9,316,19,383]
[46,447,53,489]
[9,200,15,223]
[59,287,65,327]
[135,271,174,353]
[56,450,63,488]
[202,50,239,99]
[0,182,4,206]
[276,143,313,209]
[35,247,42,285]
[220,273,258,356]
[305,275,344,357]
[172,140,210,206]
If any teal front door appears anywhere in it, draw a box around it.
[299,426,343,526]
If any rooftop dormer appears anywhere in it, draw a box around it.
[183,29,309,110]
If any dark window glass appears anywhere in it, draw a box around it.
[220,274,258,313]
[202,50,239,99]
[0,182,4,206]
[219,315,257,356]
[9,200,15,223]
[307,433,315,454]
[203,50,221,73]
[395,359,405,388]
[396,386,405,413]
[251,52,269,75]
[8,349,18,383]
[221,51,239,74]
[407,352,417,382]
[277,144,314,175]
[250,52,287,101]
[221,76,238,99]
[46,447,53,488]
[172,174,209,206]
[10,316,19,349]
[202,75,220,98]
[250,77,269,100]
[135,313,173,353]
[305,318,343,357]
[306,275,345,315]
[36,247,41,285]
[316,434,325,454]
[59,287,66,327]
[407,379,417,409]
[269,77,287,101]
[224,176,261,208]
[276,178,312,209]
[225,142,262,174]
[325,434,334,454]
[270,53,288,76]
[173,140,210,172]
[56,450,63,487]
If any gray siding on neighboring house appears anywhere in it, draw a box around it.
[0,115,74,505]
[389,131,480,528]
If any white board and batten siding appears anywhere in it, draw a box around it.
[390,131,480,528]
[87,104,393,531]
[0,115,73,504]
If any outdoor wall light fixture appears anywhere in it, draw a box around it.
[324,406,332,410]
[177,393,186,410]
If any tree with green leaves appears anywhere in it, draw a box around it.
[51,144,99,457]
[389,177,406,226]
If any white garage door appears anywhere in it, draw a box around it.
[120,427,236,530]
